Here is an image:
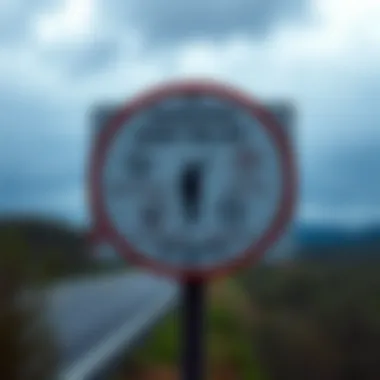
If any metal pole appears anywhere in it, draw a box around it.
[180,280,206,380]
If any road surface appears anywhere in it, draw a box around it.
[43,272,177,380]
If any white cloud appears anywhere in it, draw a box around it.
[3,0,379,103]
[0,0,379,224]
[34,0,96,45]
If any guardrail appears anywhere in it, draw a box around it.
[47,273,178,380]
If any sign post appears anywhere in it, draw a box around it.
[88,80,297,379]
[181,279,205,380]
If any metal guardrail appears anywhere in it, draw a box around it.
[50,274,178,380]
[57,293,177,380]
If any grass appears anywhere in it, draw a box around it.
[124,278,267,379]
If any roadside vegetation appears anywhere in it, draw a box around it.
[1,216,380,380]
[241,261,380,380]
[0,218,120,284]
[119,257,380,380]
[0,217,126,380]
[0,225,58,380]
[121,278,265,380]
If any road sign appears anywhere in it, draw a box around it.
[88,80,297,281]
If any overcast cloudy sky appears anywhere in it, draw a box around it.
[0,0,379,227]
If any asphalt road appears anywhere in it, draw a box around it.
[44,272,177,380]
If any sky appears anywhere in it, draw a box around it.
[0,0,379,228]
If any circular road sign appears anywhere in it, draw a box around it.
[89,80,297,281]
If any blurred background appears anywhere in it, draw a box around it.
[0,0,379,379]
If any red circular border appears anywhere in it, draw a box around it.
[89,79,297,282]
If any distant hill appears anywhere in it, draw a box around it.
[295,222,380,262]
[297,222,380,247]
[0,216,96,280]
[1,215,379,271]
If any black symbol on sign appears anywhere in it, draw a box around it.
[236,149,261,170]
[108,181,136,197]
[204,235,226,253]
[179,162,204,223]
[182,242,201,265]
[140,204,162,230]
[126,152,151,179]
[160,237,181,255]
[216,196,246,226]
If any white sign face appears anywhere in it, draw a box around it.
[99,94,284,270]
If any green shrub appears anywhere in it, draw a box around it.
[242,263,380,380]
[0,228,58,380]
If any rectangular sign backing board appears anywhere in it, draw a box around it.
[89,100,298,265]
